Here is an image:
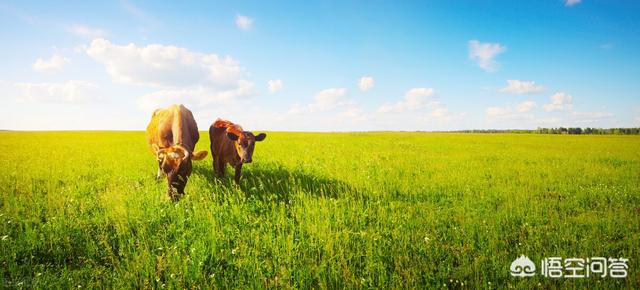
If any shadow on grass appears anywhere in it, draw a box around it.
[192,162,355,202]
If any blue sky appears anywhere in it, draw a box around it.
[1,0,639,131]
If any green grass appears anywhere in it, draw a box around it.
[1,131,638,288]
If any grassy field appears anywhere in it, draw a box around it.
[0,131,638,288]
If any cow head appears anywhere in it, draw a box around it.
[226,131,266,163]
[153,144,207,196]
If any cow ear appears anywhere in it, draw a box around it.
[226,132,239,141]
[192,150,208,161]
[255,133,266,142]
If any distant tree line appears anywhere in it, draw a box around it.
[534,127,640,135]
[449,127,640,135]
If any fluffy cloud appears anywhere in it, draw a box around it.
[378,87,435,113]
[544,92,573,112]
[468,40,506,72]
[340,107,368,122]
[486,96,616,128]
[68,24,109,39]
[287,103,305,115]
[281,87,465,131]
[565,0,581,7]
[486,106,511,118]
[310,88,347,111]
[14,80,100,103]
[236,15,253,30]
[137,80,255,111]
[358,76,374,91]
[86,38,244,88]
[280,88,370,130]
[487,101,538,121]
[569,111,614,123]
[268,79,283,93]
[430,106,449,118]
[499,80,544,94]
[85,38,254,110]
[516,101,537,113]
[376,87,462,123]
[286,88,351,116]
[33,54,70,72]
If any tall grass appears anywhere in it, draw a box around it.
[0,131,638,288]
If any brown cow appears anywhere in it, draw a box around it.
[209,119,266,183]
[146,104,207,200]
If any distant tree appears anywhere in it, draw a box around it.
[568,127,582,134]
[445,127,639,135]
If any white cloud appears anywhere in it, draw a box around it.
[85,38,254,110]
[14,80,100,103]
[516,101,537,113]
[236,15,253,30]
[468,40,506,72]
[569,111,614,123]
[430,106,449,118]
[487,98,618,128]
[378,87,436,113]
[358,76,374,91]
[485,107,532,124]
[86,38,245,88]
[310,88,347,111]
[422,101,463,123]
[376,87,461,124]
[137,80,255,111]
[278,87,465,131]
[268,79,283,93]
[544,92,573,112]
[406,87,435,99]
[486,101,538,121]
[486,106,510,118]
[287,103,305,115]
[32,54,70,72]
[499,80,544,94]
[340,107,368,122]
[565,0,582,7]
[285,88,351,116]
[68,24,109,39]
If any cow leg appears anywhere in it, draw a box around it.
[156,167,162,181]
[234,164,243,183]
[216,158,226,178]
[166,183,176,201]
[212,155,220,177]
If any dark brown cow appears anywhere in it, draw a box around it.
[209,119,266,183]
[146,104,207,200]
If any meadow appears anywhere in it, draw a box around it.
[0,131,638,288]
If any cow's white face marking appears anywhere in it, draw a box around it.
[168,152,181,158]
